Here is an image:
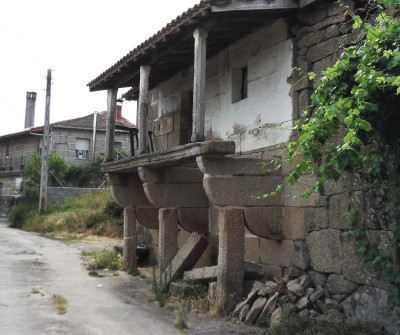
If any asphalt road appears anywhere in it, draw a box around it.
[0,217,182,335]
[0,218,262,335]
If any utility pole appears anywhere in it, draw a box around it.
[39,69,52,213]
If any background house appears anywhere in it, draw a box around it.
[0,93,134,214]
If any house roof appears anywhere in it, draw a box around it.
[88,0,316,96]
[51,112,135,131]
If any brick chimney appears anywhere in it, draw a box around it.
[116,99,123,121]
[25,91,37,128]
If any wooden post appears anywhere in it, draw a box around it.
[105,88,118,162]
[39,69,52,213]
[138,65,151,154]
[191,27,207,143]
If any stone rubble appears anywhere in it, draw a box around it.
[231,274,391,334]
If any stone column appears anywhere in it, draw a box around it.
[138,65,151,154]
[217,206,245,315]
[191,27,207,143]
[123,207,137,271]
[158,208,178,275]
[105,88,118,162]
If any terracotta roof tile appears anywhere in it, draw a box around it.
[52,112,135,131]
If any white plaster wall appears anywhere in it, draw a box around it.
[151,19,293,153]
[205,19,293,152]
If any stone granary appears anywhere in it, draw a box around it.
[88,0,399,331]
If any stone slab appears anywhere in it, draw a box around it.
[102,140,236,173]
[136,207,159,229]
[178,207,209,234]
[244,207,283,239]
[139,166,203,183]
[183,262,264,281]
[307,229,343,274]
[144,182,208,207]
[245,297,267,324]
[203,175,283,207]
[162,232,208,282]
[197,156,280,176]
[109,173,153,208]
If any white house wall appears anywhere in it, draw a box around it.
[204,19,293,153]
[149,19,293,153]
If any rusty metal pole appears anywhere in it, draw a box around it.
[39,69,52,213]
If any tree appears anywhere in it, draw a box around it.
[23,151,69,200]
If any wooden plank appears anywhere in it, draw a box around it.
[299,0,319,8]
[211,0,298,12]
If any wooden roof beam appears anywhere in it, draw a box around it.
[210,0,298,12]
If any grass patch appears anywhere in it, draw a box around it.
[52,294,68,314]
[128,269,141,277]
[175,301,190,332]
[10,189,123,239]
[31,288,40,294]
[88,270,104,277]
[86,248,123,271]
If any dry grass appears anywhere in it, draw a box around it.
[20,189,123,239]
[52,294,68,314]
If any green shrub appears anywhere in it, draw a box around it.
[9,200,36,229]
[103,199,123,218]
[84,212,107,229]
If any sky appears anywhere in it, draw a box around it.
[0,0,200,136]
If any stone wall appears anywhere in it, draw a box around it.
[235,1,399,332]
[47,187,103,204]
[51,128,131,164]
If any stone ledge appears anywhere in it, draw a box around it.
[102,140,236,173]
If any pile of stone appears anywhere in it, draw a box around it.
[231,274,387,333]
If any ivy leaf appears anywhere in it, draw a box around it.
[353,15,363,29]
[357,119,372,131]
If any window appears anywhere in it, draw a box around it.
[75,138,90,159]
[232,66,248,103]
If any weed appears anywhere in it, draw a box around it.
[31,288,40,294]
[88,270,104,277]
[152,266,172,307]
[52,294,68,314]
[113,272,120,276]
[174,301,189,332]
[264,312,348,335]
[86,248,123,271]
[128,269,141,276]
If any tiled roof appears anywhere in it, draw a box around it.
[88,0,301,93]
[52,112,135,131]
[87,0,211,90]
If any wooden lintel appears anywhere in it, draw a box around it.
[211,0,298,12]
[299,0,318,8]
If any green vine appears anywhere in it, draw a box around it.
[283,0,400,303]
